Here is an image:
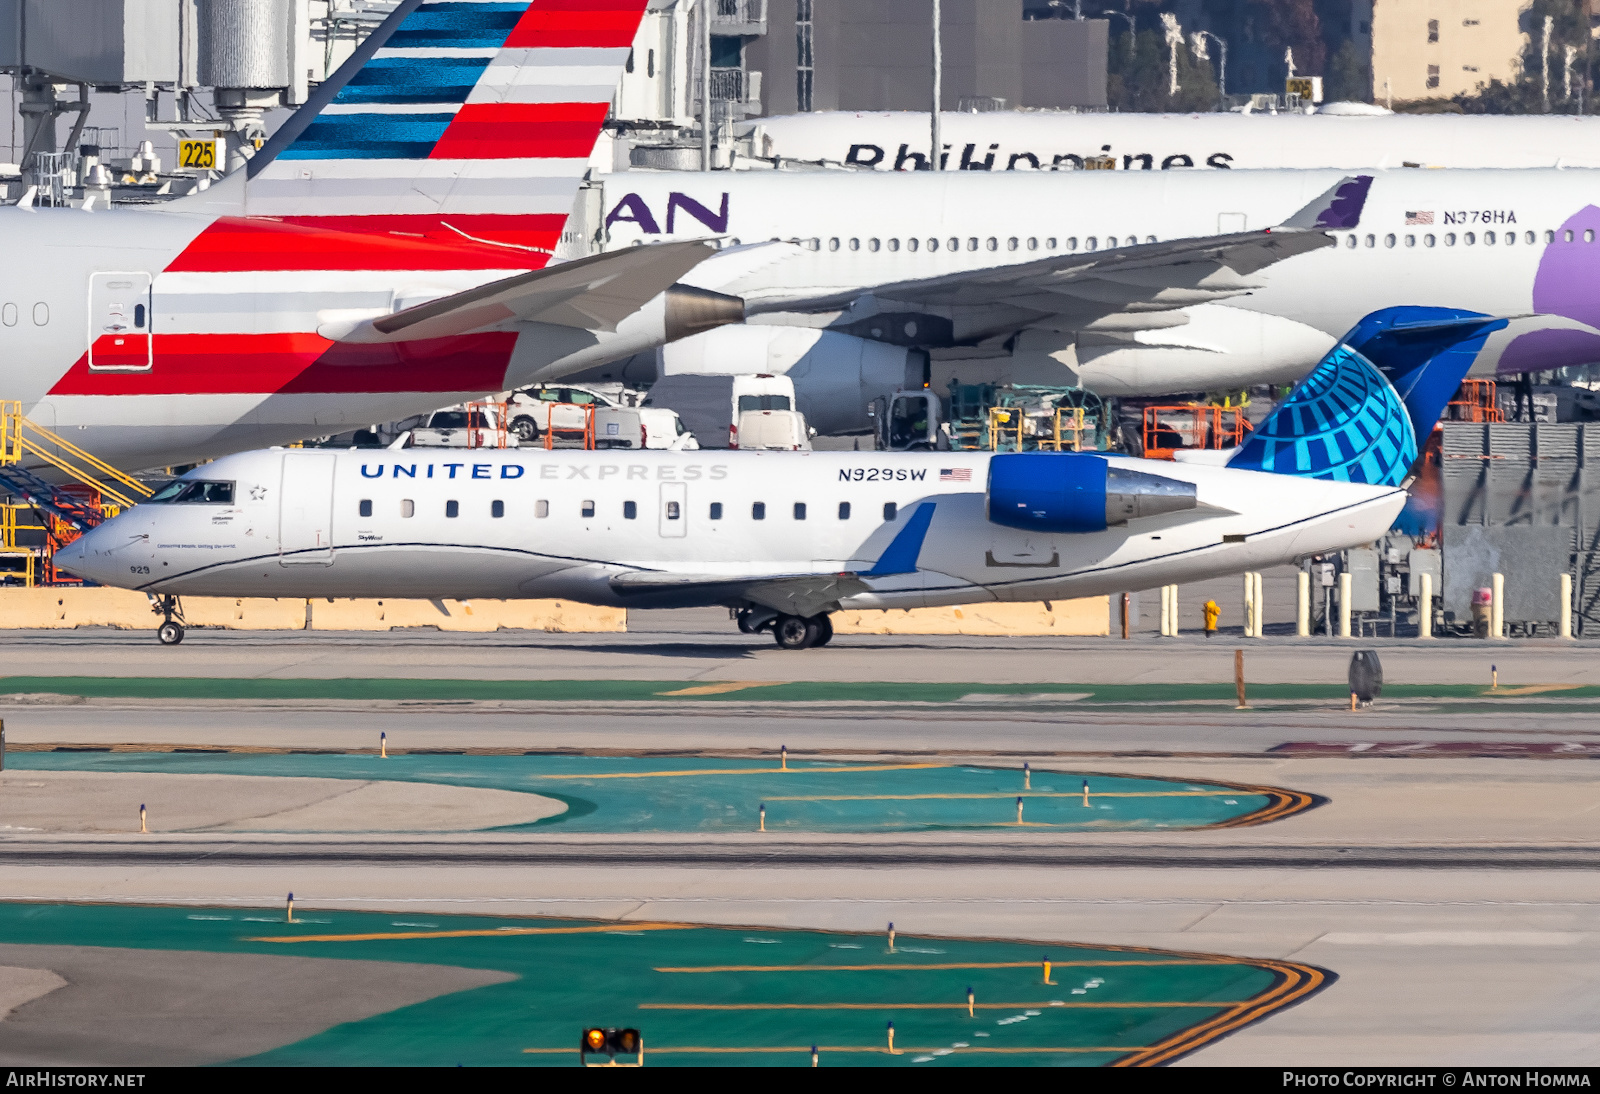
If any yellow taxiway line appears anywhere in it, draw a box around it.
[638,1001,1227,1010]
[653,960,1228,973]
[533,764,942,780]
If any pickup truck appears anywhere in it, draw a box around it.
[409,405,518,448]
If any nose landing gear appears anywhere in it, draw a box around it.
[151,594,185,645]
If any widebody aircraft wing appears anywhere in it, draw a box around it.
[745,176,1372,340]
[321,240,726,343]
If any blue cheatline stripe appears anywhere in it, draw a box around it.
[865,502,937,577]
[331,56,493,105]
[277,113,456,160]
[388,2,528,49]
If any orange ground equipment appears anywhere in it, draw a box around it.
[1141,404,1251,460]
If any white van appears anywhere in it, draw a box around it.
[643,374,811,450]
[594,406,699,449]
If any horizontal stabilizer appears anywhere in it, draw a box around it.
[322,240,729,342]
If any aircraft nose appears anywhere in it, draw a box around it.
[54,522,114,585]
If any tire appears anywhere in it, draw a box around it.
[157,621,184,646]
[511,417,539,443]
[773,614,820,650]
[813,614,834,646]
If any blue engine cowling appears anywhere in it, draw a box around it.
[987,453,1198,533]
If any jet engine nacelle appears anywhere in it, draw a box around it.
[987,453,1198,534]
[655,324,925,435]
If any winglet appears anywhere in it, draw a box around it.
[864,502,936,577]
[1275,175,1374,232]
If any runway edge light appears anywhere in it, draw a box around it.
[579,1027,643,1067]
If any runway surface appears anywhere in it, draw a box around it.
[1,620,1596,1065]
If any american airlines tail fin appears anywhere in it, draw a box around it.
[1226,306,1508,486]
[187,0,645,256]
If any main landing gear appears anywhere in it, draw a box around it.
[737,608,833,650]
[152,594,185,646]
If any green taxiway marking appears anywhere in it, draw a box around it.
[0,902,1307,1067]
[0,675,1557,704]
[8,752,1280,832]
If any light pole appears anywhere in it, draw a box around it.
[1099,10,1136,58]
[931,0,942,170]
[1193,30,1227,100]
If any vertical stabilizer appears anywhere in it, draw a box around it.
[1226,306,1507,486]
[226,0,646,255]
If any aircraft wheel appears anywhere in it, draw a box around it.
[773,614,819,650]
[813,614,834,646]
[157,621,185,646]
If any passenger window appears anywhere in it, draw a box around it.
[1085,236,1097,250]
[710,502,723,519]
[1106,236,1118,248]
[927,238,938,251]
[805,238,820,250]
[1424,234,1436,247]
[1145,235,1156,243]
[445,500,459,518]
[1027,237,1038,250]
[33,302,47,326]
[665,501,681,520]
[1046,237,1057,249]
[838,501,851,519]
[570,391,595,405]
[907,238,919,252]
[888,238,899,251]
[828,238,840,251]
[966,238,978,251]
[1385,234,1396,248]
[1007,237,1018,251]
[752,502,766,520]
[401,499,415,518]
[359,499,372,518]
[1445,233,1456,246]
[1565,229,1575,242]
[1062,237,1073,250]
[1538,231,1548,243]
[868,238,880,251]
[1406,234,1416,247]
[848,238,860,251]
[1365,234,1376,248]
[794,502,807,520]
[581,500,595,517]
[1587,230,1595,243]
[535,500,549,518]
[134,304,146,328]
[986,237,997,251]
[491,500,504,518]
[1,303,14,327]
[623,501,637,519]
[883,502,898,521]
[1345,235,1357,249]
[947,237,959,251]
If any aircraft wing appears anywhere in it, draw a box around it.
[322,240,721,344]
[745,176,1371,329]
[609,570,871,618]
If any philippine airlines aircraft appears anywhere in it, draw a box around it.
[3,0,745,473]
[60,306,1499,647]
[743,109,1600,173]
[592,165,1600,433]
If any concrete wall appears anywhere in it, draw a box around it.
[833,597,1110,636]
[0,589,627,632]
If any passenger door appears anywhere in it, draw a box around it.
[279,452,337,565]
[87,272,152,371]
[659,482,687,537]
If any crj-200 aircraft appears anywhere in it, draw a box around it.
[61,307,1501,647]
[3,0,746,473]
[589,165,1600,433]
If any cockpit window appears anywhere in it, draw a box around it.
[147,480,234,504]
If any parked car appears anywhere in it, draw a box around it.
[504,384,620,443]
[594,406,699,450]
[409,405,518,448]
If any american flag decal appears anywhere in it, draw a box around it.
[940,468,972,482]
[1405,211,1434,225]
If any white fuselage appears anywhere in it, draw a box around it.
[603,167,1600,396]
[745,110,1600,172]
[60,448,1404,609]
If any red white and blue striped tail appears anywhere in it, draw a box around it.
[230,0,646,255]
